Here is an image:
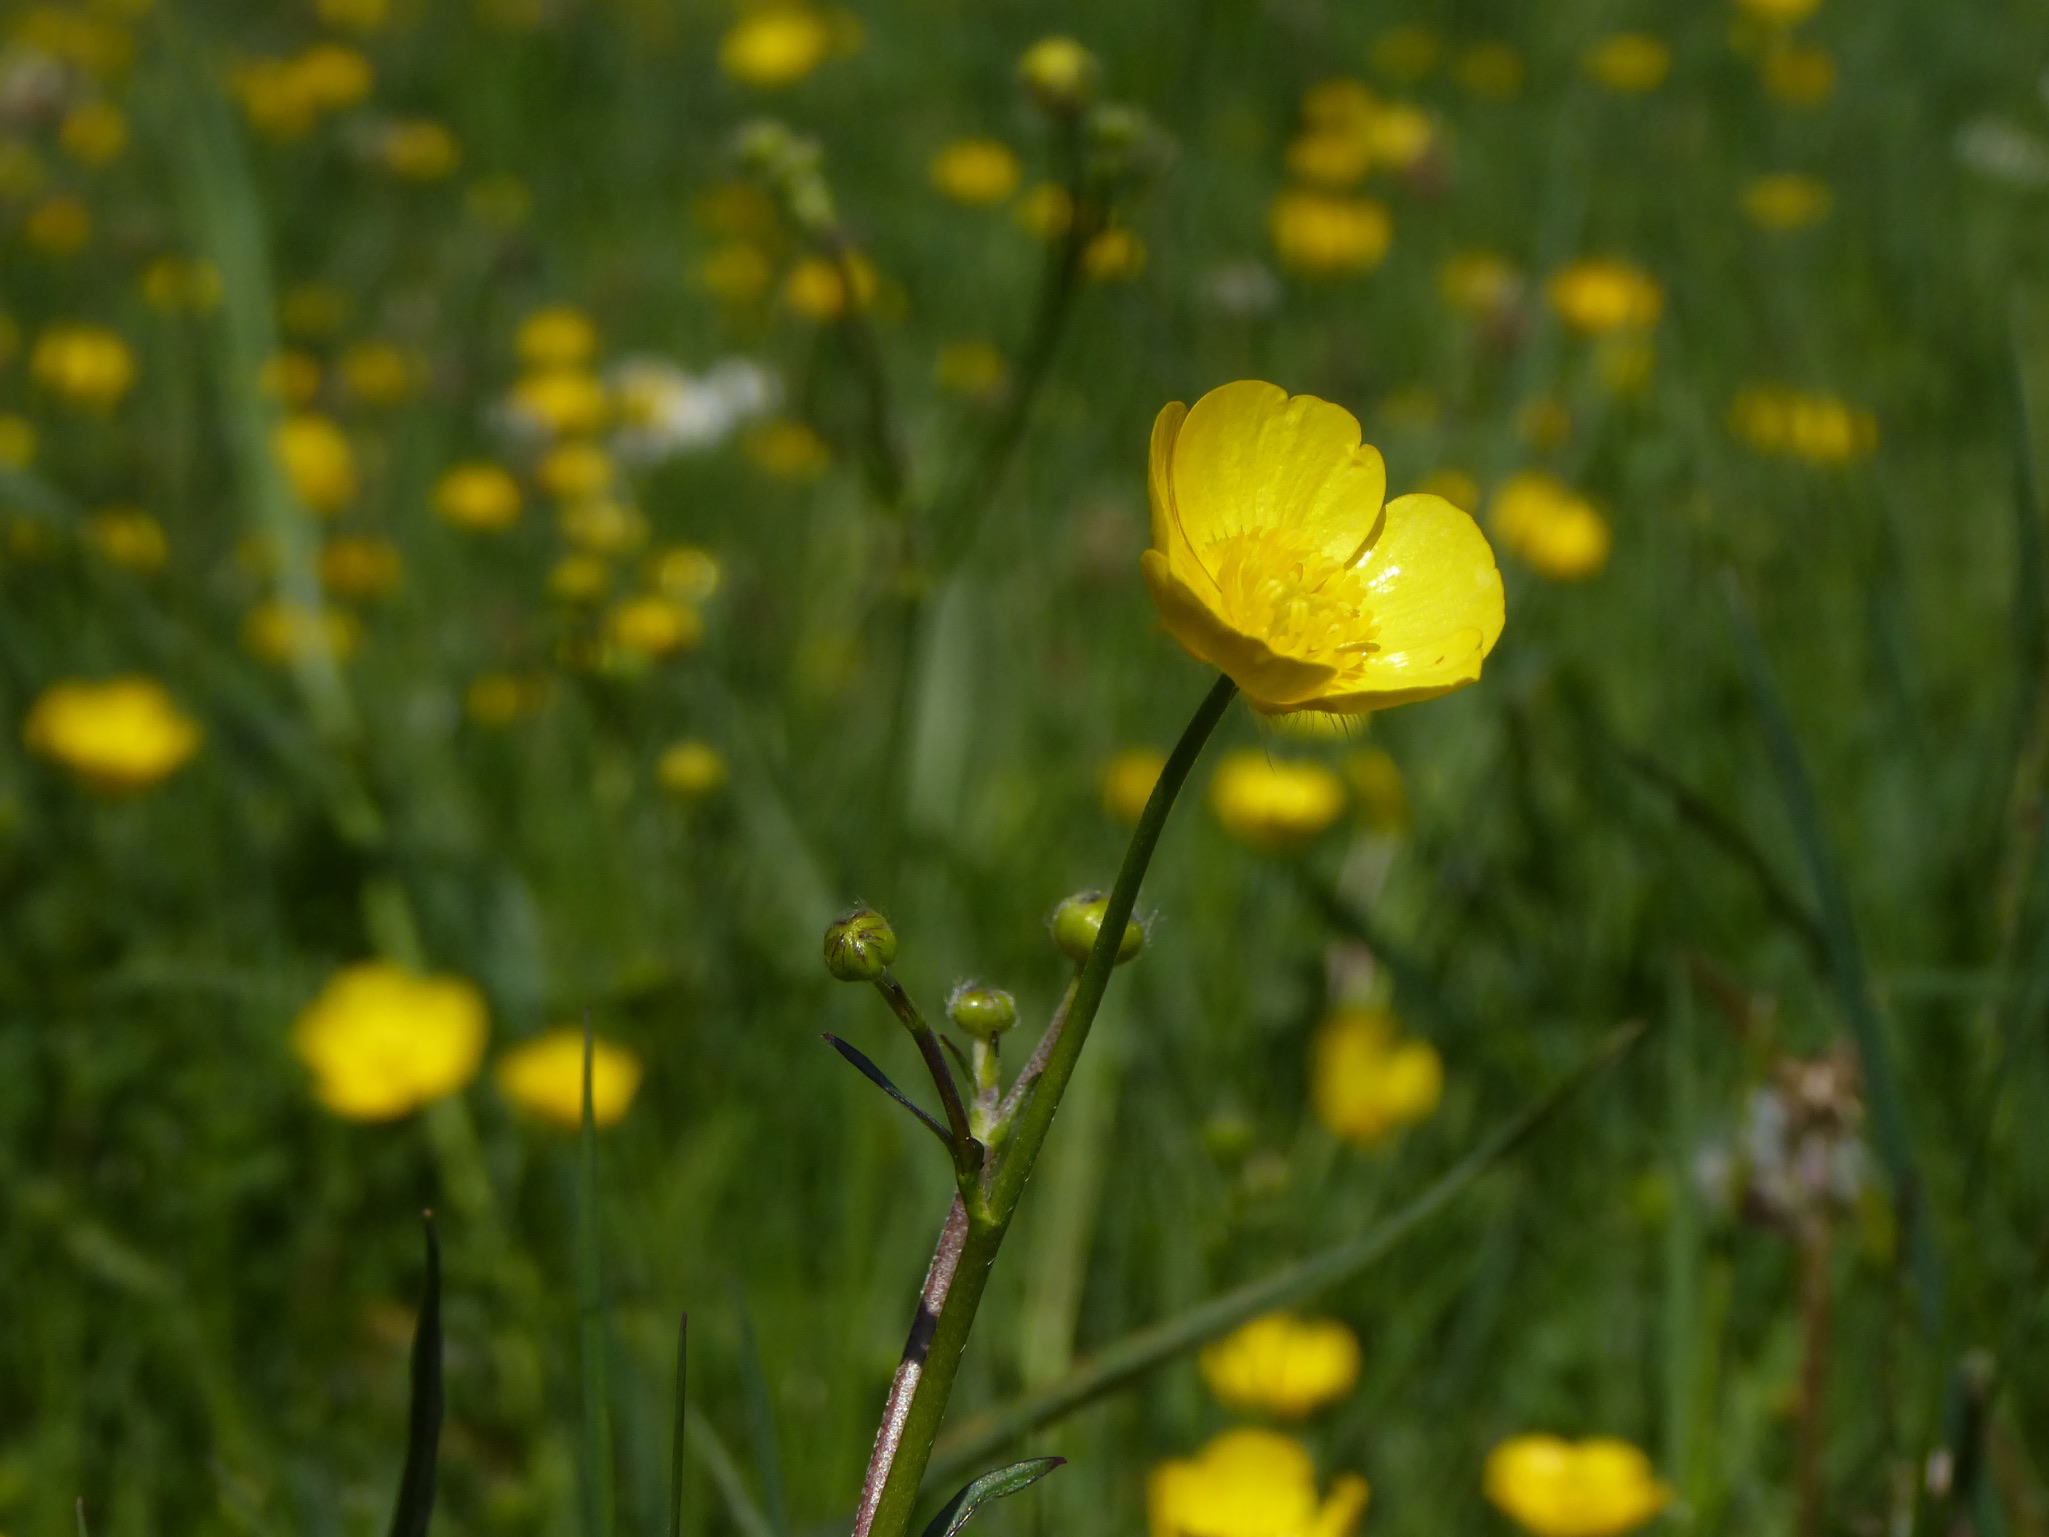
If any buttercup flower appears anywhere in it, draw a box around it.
[1015,182,1075,238]
[1484,1436,1670,1537]
[1211,752,1347,848]
[320,536,404,599]
[1583,34,1670,93]
[936,340,1007,399]
[1439,252,1520,316]
[1761,43,1834,104]
[1742,173,1831,229]
[1018,36,1098,113]
[293,962,489,1121]
[24,677,201,791]
[1547,260,1662,334]
[261,351,322,406]
[653,546,723,602]
[930,138,1021,204]
[1150,1428,1369,1537]
[783,253,878,320]
[244,601,363,665]
[0,417,34,469]
[87,508,169,572]
[141,256,223,313]
[1728,386,1876,464]
[519,306,598,369]
[658,740,729,797]
[1312,1006,1442,1146]
[340,341,423,404]
[275,415,358,512]
[27,195,92,254]
[498,1028,644,1128]
[539,441,614,500]
[466,673,546,726]
[1102,747,1167,823]
[435,462,523,530]
[720,6,832,88]
[380,119,461,180]
[32,324,134,408]
[1199,1314,1362,1418]
[746,419,832,478]
[1490,473,1610,581]
[1737,0,1822,24]
[60,101,127,164]
[1270,192,1391,276]
[607,595,703,658]
[508,369,611,437]
[1083,226,1147,282]
[1142,381,1505,714]
[560,499,648,555]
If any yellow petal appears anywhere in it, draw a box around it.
[1142,550,1338,707]
[1148,399,1187,553]
[1311,1474,1372,1537]
[1171,380,1386,568]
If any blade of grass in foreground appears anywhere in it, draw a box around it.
[578,1022,617,1537]
[733,1287,791,1537]
[1721,575,1945,1339]
[387,1214,444,1537]
[925,1021,1646,1486]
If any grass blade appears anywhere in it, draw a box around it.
[732,1288,790,1537]
[669,1315,688,1537]
[916,1459,1065,1537]
[578,1020,617,1537]
[1721,574,1945,1336]
[926,1021,1645,1485]
[686,1409,777,1537]
[387,1214,444,1537]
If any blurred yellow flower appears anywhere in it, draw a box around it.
[260,351,323,406]
[1211,751,1347,848]
[1762,42,1834,104]
[1737,0,1822,24]
[275,414,358,513]
[293,962,488,1121]
[518,306,597,369]
[936,340,1007,399]
[282,283,354,339]
[244,600,363,665]
[32,324,134,408]
[1455,41,1524,99]
[319,0,391,31]
[1728,386,1876,464]
[1014,182,1074,239]
[27,195,92,254]
[24,677,200,791]
[607,595,703,658]
[1583,34,1670,94]
[510,369,610,436]
[1490,472,1610,581]
[1200,1315,1361,1418]
[1270,192,1391,276]
[1142,381,1505,714]
[1365,103,1433,169]
[549,553,611,602]
[87,507,168,571]
[234,45,372,136]
[1484,1436,1670,1537]
[698,242,774,303]
[1370,24,1440,81]
[930,138,1021,204]
[1417,469,1479,516]
[1547,260,1662,334]
[498,1028,644,1128]
[1516,397,1572,450]
[340,341,423,404]
[380,119,460,180]
[652,545,722,602]
[297,44,375,110]
[559,499,648,555]
[1018,36,1098,113]
[466,672,546,725]
[0,416,34,469]
[1150,1428,1369,1537]
[720,6,832,88]
[1302,78,1373,130]
[436,462,522,530]
[783,252,878,320]
[1083,226,1147,282]
[60,102,127,164]
[658,739,729,797]
[1596,333,1656,396]
[745,419,831,478]
[1312,1006,1442,1146]
[141,256,223,313]
[320,536,403,599]
[1102,747,1166,823]
[13,6,134,77]
[538,440,614,500]
[1344,746,1408,833]
[1742,172,1831,229]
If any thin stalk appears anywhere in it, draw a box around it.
[1796,1213,1834,1537]
[853,673,1237,1537]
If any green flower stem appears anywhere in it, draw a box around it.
[873,971,984,1194]
[855,672,1236,1537]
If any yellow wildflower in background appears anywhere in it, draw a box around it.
[1728,386,1876,464]
[466,673,546,726]
[1484,1436,1670,1537]
[260,352,323,406]
[1102,747,1166,823]
[1345,747,1408,833]
[275,415,357,513]
[1312,1006,1442,1146]
[1370,24,1440,81]
[1018,36,1099,113]
[1762,42,1834,104]
[1211,752,1347,849]
[498,1028,644,1128]
[32,324,134,408]
[141,256,223,313]
[435,462,522,530]
[930,138,1021,204]
[510,369,610,436]
[60,102,127,164]
[1737,0,1823,25]
[293,962,489,1121]
[1270,192,1391,276]
[746,419,831,478]
[652,546,722,603]
[1741,172,1832,229]
[607,595,703,659]
[549,554,611,602]
[720,6,832,88]
[1439,252,1521,317]
[1285,129,1372,189]
[297,44,375,111]
[1142,381,1505,714]
[1150,1428,1369,1537]
[340,341,423,404]
[1083,227,1147,282]
[518,306,597,369]
[244,601,363,665]
[320,536,404,599]
[1583,34,1670,94]
[12,6,134,77]
[698,242,774,303]
[936,340,1007,400]
[24,677,201,791]
[1199,1315,1361,1418]
[319,0,391,30]
[87,508,168,572]
[282,283,353,339]
[538,441,614,500]
[783,253,878,320]
[0,417,34,469]
[560,499,647,555]
[27,195,92,254]
[1015,182,1074,239]
[1364,102,1433,169]
[1490,473,1611,581]
[658,740,729,798]
[380,119,460,180]
[1547,260,1663,334]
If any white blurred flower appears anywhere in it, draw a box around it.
[610,356,779,465]
[0,48,70,125]
[1956,118,2049,188]
[1199,259,1282,317]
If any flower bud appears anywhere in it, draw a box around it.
[946,983,1018,1041]
[1050,892,1144,967]
[1018,36,1099,114]
[822,907,897,981]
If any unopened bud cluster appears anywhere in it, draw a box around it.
[732,118,838,235]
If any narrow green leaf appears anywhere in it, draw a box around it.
[822,1033,952,1148]
[733,1289,790,1537]
[668,1315,688,1537]
[577,1018,617,1537]
[916,1459,1065,1537]
[387,1214,443,1537]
